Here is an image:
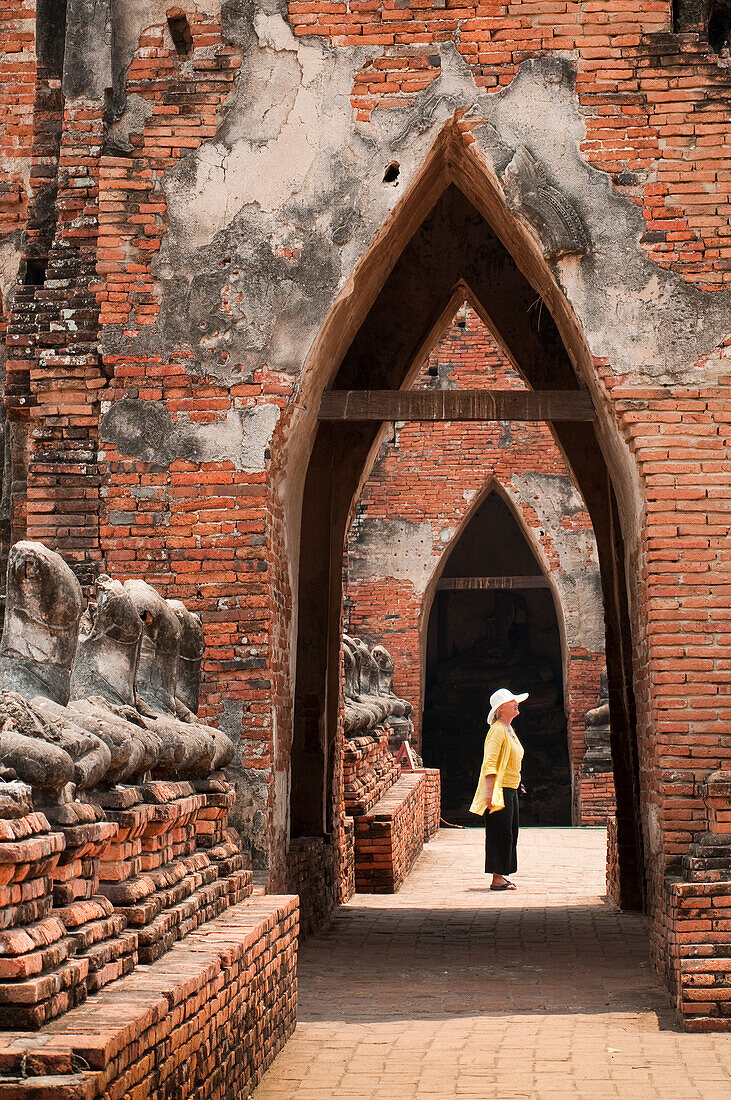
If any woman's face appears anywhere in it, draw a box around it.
[498,698,520,723]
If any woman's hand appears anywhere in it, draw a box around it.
[484,775,495,810]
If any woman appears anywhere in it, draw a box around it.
[470,687,528,891]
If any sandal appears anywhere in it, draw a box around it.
[490,880,516,891]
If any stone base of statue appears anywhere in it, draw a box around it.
[343,727,401,817]
[40,800,137,997]
[95,780,250,965]
[0,807,86,1029]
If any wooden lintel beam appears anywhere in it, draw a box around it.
[437,576,551,591]
[318,389,595,422]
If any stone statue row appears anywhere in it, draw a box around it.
[0,541,234,805]
[583,668,612,773]
[342,634,412,737]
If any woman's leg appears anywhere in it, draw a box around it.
[485,800,514,886]
[507,787,519,875]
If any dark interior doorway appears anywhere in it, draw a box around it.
[422,492,570,826]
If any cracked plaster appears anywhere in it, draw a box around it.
[100,397,279,470]
[104,17,731,399]
[509,472,605,653]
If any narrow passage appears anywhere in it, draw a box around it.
[253,830,731,1099]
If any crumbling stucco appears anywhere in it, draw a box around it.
[348,518,435,593]
[509,472,605,654]
[100,397,279,471]
[107,24,731,399]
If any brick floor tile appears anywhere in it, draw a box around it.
[253,829,731,1100]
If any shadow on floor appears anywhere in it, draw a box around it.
[296,901,677,1029]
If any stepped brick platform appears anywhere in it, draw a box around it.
[0,810,89,1030]
[575,773,616,827]
[96,782,251,966]
[0,892,298,1099]
[343,730,400,817]
[663,877,731,1031]
[416,768,441,842]
[286,836,338,939]
[43,802,136,998]
[661,773,731,1031]
[354,772,426,893]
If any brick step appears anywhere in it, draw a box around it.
[0,893,299,1096]
[67,911,125,951]
[136,878,230,962]
[84,932,138,994]
[685,850,731,864]
[682,869,731,883]
[0,954,90,1030]
[354,772,426,893]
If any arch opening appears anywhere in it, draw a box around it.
[422,490,571,827]
[288,164,644,912]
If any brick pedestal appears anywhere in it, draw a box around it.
[0,892,299,1098]
[97,782,250,965]
[286,836,338,938]
[42,802,136,996]
[343,729,400,817]
[576,772,616,827]
[415,767,441,842]
[355,772,426,893]
[0,812,80,1029]
[662,773,731,1030]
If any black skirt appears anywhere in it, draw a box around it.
[484,786,519,875]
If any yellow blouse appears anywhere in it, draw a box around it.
[469,721,524,816]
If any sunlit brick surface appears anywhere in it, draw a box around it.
[254,829,731,1099]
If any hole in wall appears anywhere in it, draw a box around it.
[383,162,400,184]
[23,259,47,287]
[36,0,68,77]
[708,1,731,52]
[167,13,194,57]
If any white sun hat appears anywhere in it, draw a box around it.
[488,687,529,726]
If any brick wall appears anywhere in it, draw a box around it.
[579,774,617,827]
[418,767,442,842]
[604,376,731,956]
[606,816,621,907]
[287,1,731,289]
[1,0,729,1031]
[286,836,338,939]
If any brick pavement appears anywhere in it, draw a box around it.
[252,829,731,1099]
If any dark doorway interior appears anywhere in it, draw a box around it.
[422,492,570,826]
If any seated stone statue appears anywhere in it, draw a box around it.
[0,542,111,795]
[167,599,204,721]
[68,574,161,784]
[0,777,33,819]
[342,641,371,735]
[583,669,612,772]
[71,574,143,707]
[371,645,412,719]
[0,540,83,706]
[167,598,234,769]
[353,638,393,724]
[343,636,384,730]
[0,695,75,797]
[124,580,228,778]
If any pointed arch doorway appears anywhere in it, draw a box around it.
[423,489,571,827]
[287,149,644,914]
